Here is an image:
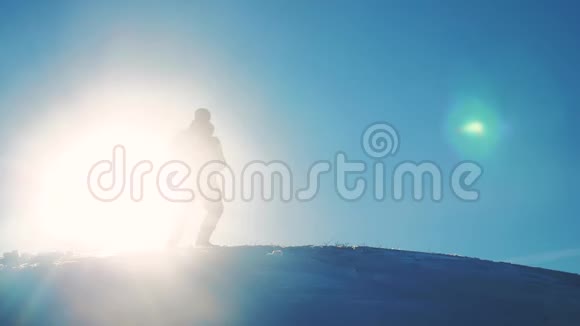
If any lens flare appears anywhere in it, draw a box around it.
[461,121,485,136]
[446,96,502,158]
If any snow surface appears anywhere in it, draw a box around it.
[1,246,580,325]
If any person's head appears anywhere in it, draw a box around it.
[189,108,214,137]
[194,108,211,122]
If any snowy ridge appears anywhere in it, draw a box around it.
[1,246,579,325]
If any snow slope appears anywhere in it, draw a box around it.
[1,246,579,325]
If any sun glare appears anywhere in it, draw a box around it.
[5,80,217,253]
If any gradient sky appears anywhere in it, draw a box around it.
[1,1,579,273]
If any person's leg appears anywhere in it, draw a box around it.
[196,199,223,246]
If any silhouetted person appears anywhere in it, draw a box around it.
[169,108,226,247]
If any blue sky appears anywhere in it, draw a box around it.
[1,1,579,273]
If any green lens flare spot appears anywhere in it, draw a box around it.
[446,96,501,158]
[461,121,485,136]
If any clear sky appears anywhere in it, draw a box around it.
[0,1,579,273]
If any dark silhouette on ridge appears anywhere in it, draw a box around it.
[169,108,226,247]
